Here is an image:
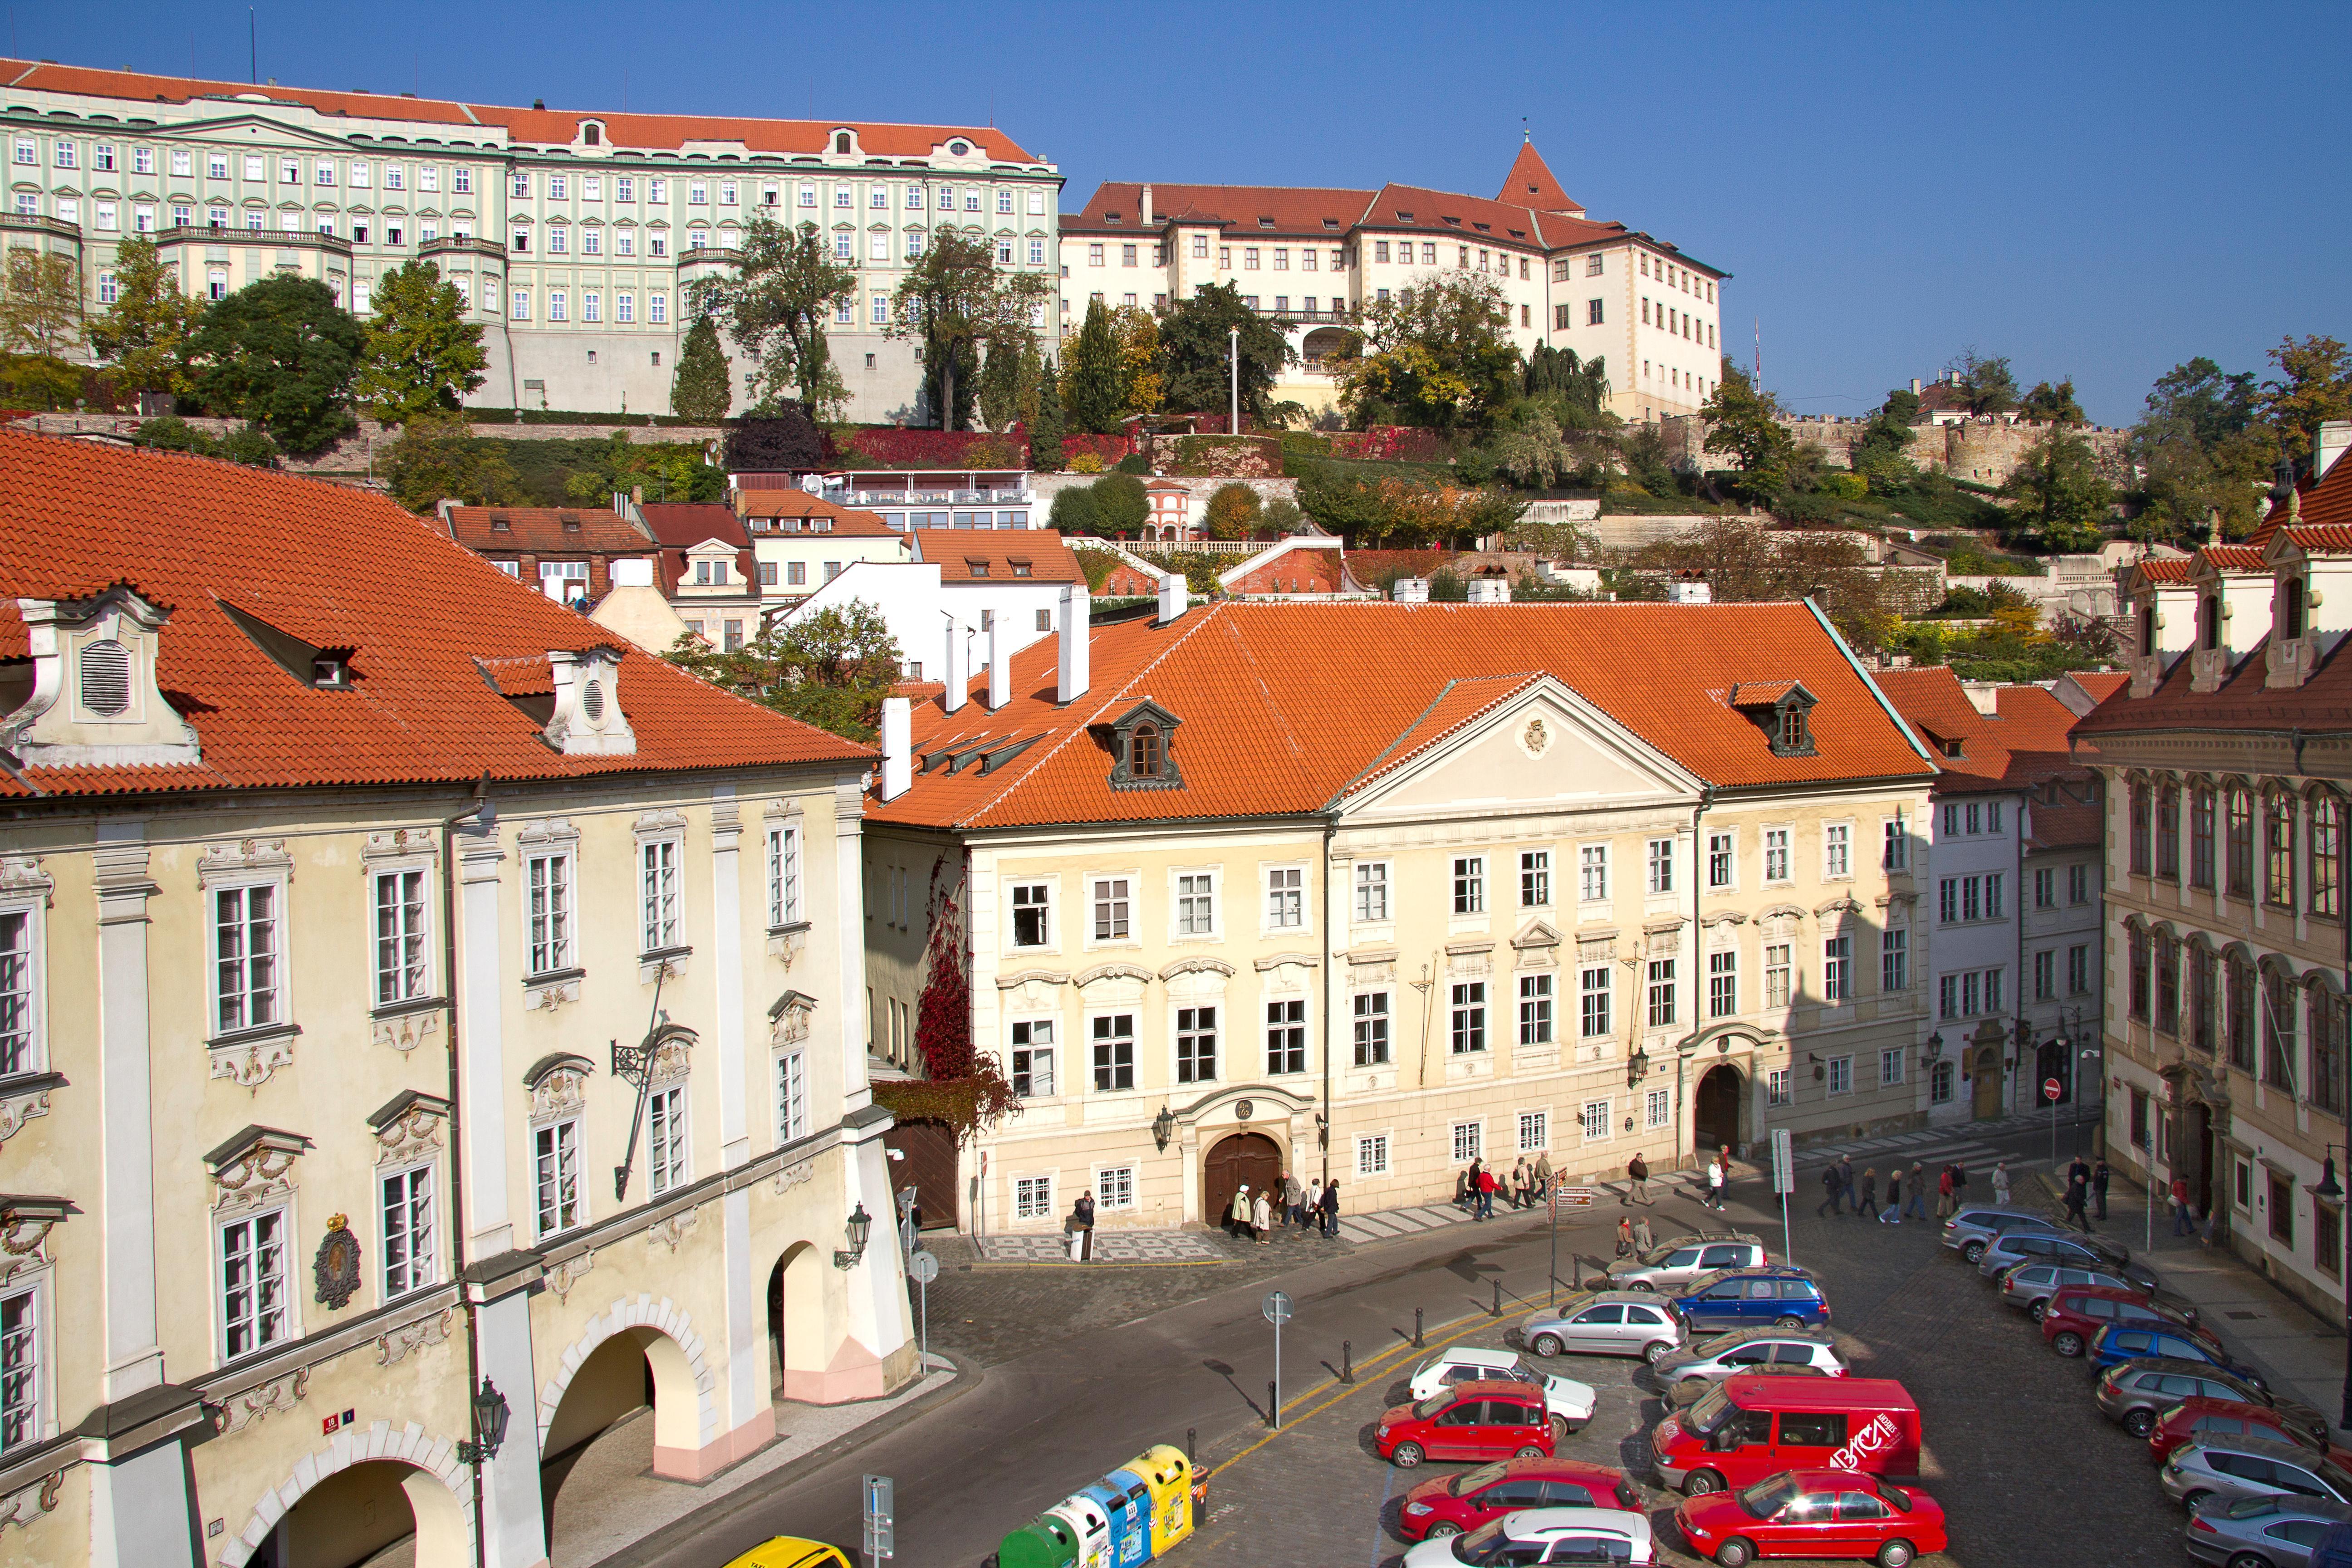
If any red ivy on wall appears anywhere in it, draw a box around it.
[911,855,975,1080]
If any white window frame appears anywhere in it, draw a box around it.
[0,1275,47,1454]
[1521,849,1552,908]
[1264,864,1305,931]
[1646,837,1675,895]
[371,865,432,1007]
[1090,1011,1136,1092]
[1352,990,1392,1066]
[1578,844,1609,903]
[1763,826,1793,884]
[534,1116,584,1239]
[1450,981,1487,1054]
[1645,1087,1671,1128]
[1826,1055,1854,1096]
[1010,881,1054,950]
[218,1204,293,1362]
[1882,813,1910,871]
[1096,1165,1137,1212]
[775,1047,808,1142]
[1353,861,1392,924]
[1451,1121,1483,1164]
[641,835,683,953]
[1764,943,1793,1009]
[380,1162,436,1300]
[1882,928,1908,992]
[1014,1175,1054,1221]
[1822,934,1852,1003]
[1767,1068,1792,1106]
[1708,949,1738,1019]
[210,877,287,1039]
[1453,855,1486,915]
[1521,972,1556,1045]
[0,895,46,1077]
[1518,1110,1549,1153]
[1880,1048,1905,1088]
[766,821,803,929]
[523,843,576,978]
[1580,1099,1609,1142]
[1356,1133,1391,1176]
[1172,867,1220,939]
[648,1083,689,1197]
[1009,1019,1057,1098]
[1089,875,1135,944]
[1175,1004,1218,1084]
[1823,821,1852,880]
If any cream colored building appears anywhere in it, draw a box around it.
[862,590,1936,1239]
[0,431,912,1568]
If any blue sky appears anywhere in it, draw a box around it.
[21,1,2348,427]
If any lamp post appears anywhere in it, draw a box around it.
[1152,1104,1175,1154]
[455,1377,510,1465]
[2311,1148,2350,1428]
[833,1202,873,1270]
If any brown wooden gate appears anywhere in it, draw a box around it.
[1202,1131,1284,1230]
[882,1120,960,1230]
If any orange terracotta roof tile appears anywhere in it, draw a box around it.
[2132,559,2192,583]
[2027,802,2102,849]
[736,490,902,537]
[2282,524,2352,554]
[638,503,749,549]
[2199,544,2267,571]
[0,430,867,798]
[1498,142,1581,215]
[444,505,652,554]
[909,529,1083,583]
[1062,182,1377,238]
[872,601,1933,831]
[2068,671,2128,703]
[1873,667,2088,794]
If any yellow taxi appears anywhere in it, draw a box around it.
[717,1538,852,1568]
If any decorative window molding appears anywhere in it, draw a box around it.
[1157,956,1236,981]
[522,1053,594,1121]
[205,1125,313,1215]
[768,990,816,1047]
[1075,961,1153,989]
[0,1194,73,1286]
[1103,698,1185,791]
[544,645,635,756]
[367,1089,449,1167]
[196,838,295,888]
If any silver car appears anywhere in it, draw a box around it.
[1519,1290,1688,1363]
[1976,1227,2146,1285]
[1606,1233,1768,1293]
[1941,1205,2068,1264]
[1651,1328,1846,1401]
[2163,1436,2352,1512]
[2186,1495,2352,1568]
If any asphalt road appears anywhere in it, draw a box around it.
[610,1116,2186,1568]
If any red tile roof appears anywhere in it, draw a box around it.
[0,58,1036,160]
[1063,182,1377,239]
[2198,544,2267,572]
[736,490,902,537]
[2068,671,2129,704]
[639,503,750,550]
[0,430,867,797]
[2130,558,2192,583]
[2026,802,2102,850]
[872,601,1934,831]
[909,530,1084,584]
[1872,667,2088,795]
[2283,524,2352,554]
[1498,142,1581,215]
[444,505,653,555]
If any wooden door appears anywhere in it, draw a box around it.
[1972,1047,2004,1119]
[882,1119,960,1229]
[1202,1132,1282,1228]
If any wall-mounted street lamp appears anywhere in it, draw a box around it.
[1152,1104,1176,1153]
[1626,1045,1651,1090]
[455,1377,510,1465]
[833,1202,873,1270]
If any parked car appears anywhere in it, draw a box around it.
[2044,1285,2216,1357]
[1400,1508,1655,1568]
[1377,1382,1558,1468]
[1396,1458,1642,1544]
[1670,1268,1832,1333]
[2152,1399,2352,1469]
[2096,1358,2330,1442]
[2090,1324,2270,1392]
[1975,1227,2148,1286]
[1653,1329,1847,1403]
[1651,1375,1922,1497]
[1941,1205,2069,1264]
[1405,1348,1597,1436]
[1607,1233,1769,1292]
[2186,1495,2352,1568]
[2163,1435,2352,1510]
[1673,1469,1947,1568]
[1998,1261,2194,1322]
[1520,1290,1689,1363]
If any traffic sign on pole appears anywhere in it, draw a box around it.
[862,1474,894,1560]
[2044,1077,2063,1102]
[1551,1185,1597,1211]
[1769,1129,1794,1196]
[1263,1292,1291,1428]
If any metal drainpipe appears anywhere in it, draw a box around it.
[1320,815,1336,1186]
[437,783,491,1568]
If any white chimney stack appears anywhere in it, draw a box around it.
[878,696,911,802]
[1909,377,1921,396]
[988,616,1010,709]
[1141,184,1154,226]
[1392,577,1430,604]
[1057,585,1091,703]
[2318,420,2352,480]
[942,612,966,713]
[1157,572,1189,624]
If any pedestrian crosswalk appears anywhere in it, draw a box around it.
[1337,1202,1483,1245]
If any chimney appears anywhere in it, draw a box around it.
[1668,569,1711,604]
[1157,572,1189,624]
[987,616,1010,710]
[941,612,966,713]
[613,490,627,515]
[1960,681,2001,717]
[878,696,911,801]
[1392,577,1430,604]
[1141,184,1154,227]
[2318,420,2352,480]
[1909,377,1921,395]
[1467,572,1513,604]
[1057,585,1091,702]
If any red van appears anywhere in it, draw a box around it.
[1651,1374,1921,1496]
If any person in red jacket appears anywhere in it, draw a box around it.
[1475,1165,1498,1220]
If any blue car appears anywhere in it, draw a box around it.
[2088,1323,2269,1392]
[1668,1266,1831,1331]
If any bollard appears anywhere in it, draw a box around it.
[1186,1427,1196,1464]
[1493,1279,1503,1317]
[1268,1380,1279,1429]
[1342,1340,1353,1384]
[1415,1307,1424,1347]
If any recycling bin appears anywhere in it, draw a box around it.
[1082,1476,1152,1568]
[1128,1445,1195,1554]
[995,1517,1078,1568]
[1046,1492,1112,1568]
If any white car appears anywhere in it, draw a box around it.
[1401,1507,1655,1567]
[1406,1347,1597,1433]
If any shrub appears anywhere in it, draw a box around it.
[1113,453,1150,475]
[1093,472,1149,535]
[724,408,823,471]
[1049,485,1103,534]
[1068,451,1106,474]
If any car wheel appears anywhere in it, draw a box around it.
[1515,1444,1545,1458]
[2052,1330,2085,1357]
[2243,1373,2269,1394]
[1644,1340,1675,1365]
[1628,1280,1656,1292]
[1961,1240,1987,1264]
[1775,1315,1806,1329]
[1714,1539,1754,1568]
[1877,1542,1915,1568]
[1533,1333,1564,1358]
[1426,1523,1460,1540]
[2180,1489,2212,1512]
[1553,1416,1581,1441]
[1683,1469,1726,1497]
[2226,1554,2277,1568]
[2123,1407,2158,1438]
[2029,1298,2049,1322]
[1391,1441,1424,1468]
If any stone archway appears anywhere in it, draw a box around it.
[223,1435,471,1568]
[537,1296,717,1481]
[767,1240,830,1403]
[1202,1131,1283,1232]
[1694,1063,1746,1157]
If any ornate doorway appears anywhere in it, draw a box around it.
[1972,1046,2004,1120]
[1202,1131,1283,1229]
[1694,1064,1745,1157]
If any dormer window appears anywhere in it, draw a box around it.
[78,640,131,715]
[1729,681,1818,759]
[1129,722,1163,778]
[1009,559,1033,577]
[2138,603,2156,657]
[1778,705,1809,754]
[1105,699,1183,791]
[834,132,852,154]
[967,559,990,577]
[2200,594,2221,651]
[311,657,348,689]
[2,585,202,766]
[582,122,603,146]
[2283,576,2308,640]
[490,515,512,532]
[1940,737,1964,759]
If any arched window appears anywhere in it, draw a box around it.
[78,637,132,715]
[2190,785,2216,889]
[1128,722,1162,779]
[2266,793,2297,908]
[2224,953,2256,1073]
[2137,602,2156,658]
[2283,576,2308,640]
[2153,930,2180,1036]
[2313,794,2342,917]
[2128,780,2152,876]
[583,123,602,146]
[2156,783,2180,881]
[834,132,852,154]
[2225,786,2254,897]
[2310,978,2346,1116]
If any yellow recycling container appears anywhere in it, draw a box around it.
[1128,1444,1196,1555]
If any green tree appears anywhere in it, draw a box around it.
[189,275,365,454]
[976,332,1033,433]
[2148,357,2259,449]
[352,260,488,424]
[685,214,855,416]
[1260,496,1303,534]
[671,315,734,423]
[1112,304,1163,418]
[2260,334,2352,468]
[1047,482,1101,535]
[1155,281,1296,425]
[2019,378,2085,425]
[1947,348,2019,416]
[562,431,722,506]
[1028,357,1067,471]
[1699,362,1798,494]
[1203,482,1262,539]
[0,251,83,360]
[1063,299,1127,435]
[2003,430,2116,552]
[2130,356,2268,542]
[1523,344,1615,430]
[663,600,902,744]
[1489,407,1572,489]
[381,412,524,511]
[1331,273,1521,432]
[1092,471,1149,536]
[887,230,1052,431]
[84,235,198,397]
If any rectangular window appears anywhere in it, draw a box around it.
[373,868,430,1005]
[1015,1176,1052,1221]
[0,1285,34,1453]
[535,1119,582,1236]
[1092,877,1131,940]
[1521,850,1551,906]
[2271,1171,2295,1247]
[1562,961,1604,1038]
[1881,1048,1904,1088]
[1176,872,1216,936]
[1266,999,1306,1075]
[1579,845,1607,902]
[2035,949,2056,1000]
[2227,789,2254,896]
[1352,992,1391,1065]
[1579,1100,1607,1142]
[766,825,802,929]
[1646,958,1677,1028]
[775,1048,808,1140]
[1986,873,2005,918]
[641,839,681,951]
[1266,866,1303,928]
[1450,983,1486,1054]
[2157,785,2181,881]
[0,911,32,1075]
[1940,974,1960,1019]
[1764,828,1791,882]
[1354,862,1390,922]
[1009,1020,1054,1098]
[213,883,279,1034]
[377,1164,436,1301]
[1828,1056,1853,1095]
[521,852,573,977]
[1883,813,1910,870]
[219,1209,289,1359]
[1453,856,1485,914]
[1708,831,1734,889]
[1519,1111,1548,1152]
[648,1085,688,1197]
[1091,1013,1135,1091]
[1356,1134,1390,1176]
[1765,944,1792,1008]
[2069,943,2091,997]
[1823,823,1850,879]
[1452,1122,1482,1164]
[1709,951,1737,1019]
[1011,883,1050,947]
[2191,787,2217,889]
[1767,1068,1792,1106]
[1647,838,1675,895]
[2317,801,2343,917]
[2035,867,2056,909]
[2320,1204,2343,1281]
[1881,929,1907,992]
[1096,1166,1137,1212]
[1176,1007,1218,1083]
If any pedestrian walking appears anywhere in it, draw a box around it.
[1991,1161,2012,1207]
[1229,1184,1254,1240]
[1632,1214,1656,1253]
[1904,1162,1929,1221]
[1282,1170,1304,1228]
[1318,1179,1341,1238]
[1533,1150,1553,1201]
[1880,1168,1902,1224]
[1706,1154,1728,1211]
[1626,1152,1651,1206]
[1617,1215,1635,1257]
[1935,1164,1954,1218]
[2063,1174,2092,1232]
[1510,1157,1532,1210]
[1952,1161,1970,1204]
[1253,1188,1273,1245]
[1855,1168,1880,1221]
[1475,1165,1499,1220]
[1817,1161,1843,1218]
[2093,1157,2112,1221]
[1070,1192,1096,1262]
[1719,1148,1735,1205]
[2172,1176,2195,1237]
[2066,1155,2092,1203]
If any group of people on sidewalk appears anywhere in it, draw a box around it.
[2059,1153,2116,1230]
[1223,1172,1341,1243]
[1456,1153,1554,1219]
[1818,1155,1933,1222]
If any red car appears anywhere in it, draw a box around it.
[1674,1469,1946,1567]
[1374,1381,1556,1468]
[2147,1396,2352,1468]
[1396,1457,1640,1542]
[2042,1285,2221,1359]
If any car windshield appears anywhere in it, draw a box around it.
[1682,1387,1734,1437]
[1452,1519,1515,1564]
[1449,1462,1510,1498]
[1507,1358,1544,1384]
[1735,1474,1798,1518]
[1413,1393,1454,1419]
